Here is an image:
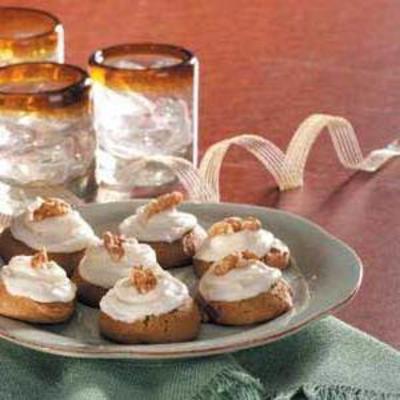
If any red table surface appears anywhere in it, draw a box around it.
[1,0,399,348]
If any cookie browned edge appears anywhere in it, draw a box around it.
[193,258,212,278]
[198,280,293,326]
[71,266,108,308]
[99,298,201,344]
[0,227,85,277]
[142,228,203,269]
[0,281,75,324]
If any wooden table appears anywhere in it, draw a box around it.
[7,0,400,348]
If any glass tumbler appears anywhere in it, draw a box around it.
[89,43,199,200]
[0,7,63,66]
[0,62,96,206]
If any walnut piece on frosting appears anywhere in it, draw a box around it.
[208,216,261,237]
[32,197,71,222]
[103,232,125,262]
[241,250,260,260]
[130,266,157,294]
[213,251,259,276]
[31,248,49,268]
[241,217,262,231]
[140,191,184,221]
[263,247,289,269]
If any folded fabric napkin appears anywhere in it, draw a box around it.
[0,317,399,400]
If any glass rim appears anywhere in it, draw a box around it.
[88,43,196,73]
[0,6,62,41]
[0,62,89,97]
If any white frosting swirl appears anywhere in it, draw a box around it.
[79,239,160,289]
[10,198,99,253]
[1,255,76,303]
[119,206,199,243]
[100,271,190,323]
[199,259,282,302]
[195,229,286,262]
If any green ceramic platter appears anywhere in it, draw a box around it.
[0,201,362,359]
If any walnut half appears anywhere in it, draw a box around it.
[103,232,125,262]
[212,251,258,276]
[130,266,158,294]
[208,216,262,237]
[140,191,184,221]
[32,198,71,222]
[31,248,49,268]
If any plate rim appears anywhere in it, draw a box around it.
[0,200,364,359]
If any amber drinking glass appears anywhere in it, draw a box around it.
[0,7,63,66]
[89,43,199,200]
[0,62,96,203]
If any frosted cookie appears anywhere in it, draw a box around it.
[119,192,206,269]
[99,266,201,344]
[198,252,293,326]
[0,197,98,276]
[193,216,290,277]
[73,232,160,307]
[0,249,76,323]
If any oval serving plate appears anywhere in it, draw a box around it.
[0,201,363,359]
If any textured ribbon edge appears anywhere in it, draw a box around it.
[199,113,400,197]
[125,155,219,202]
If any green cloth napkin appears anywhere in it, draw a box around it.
[0,317,399,400]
